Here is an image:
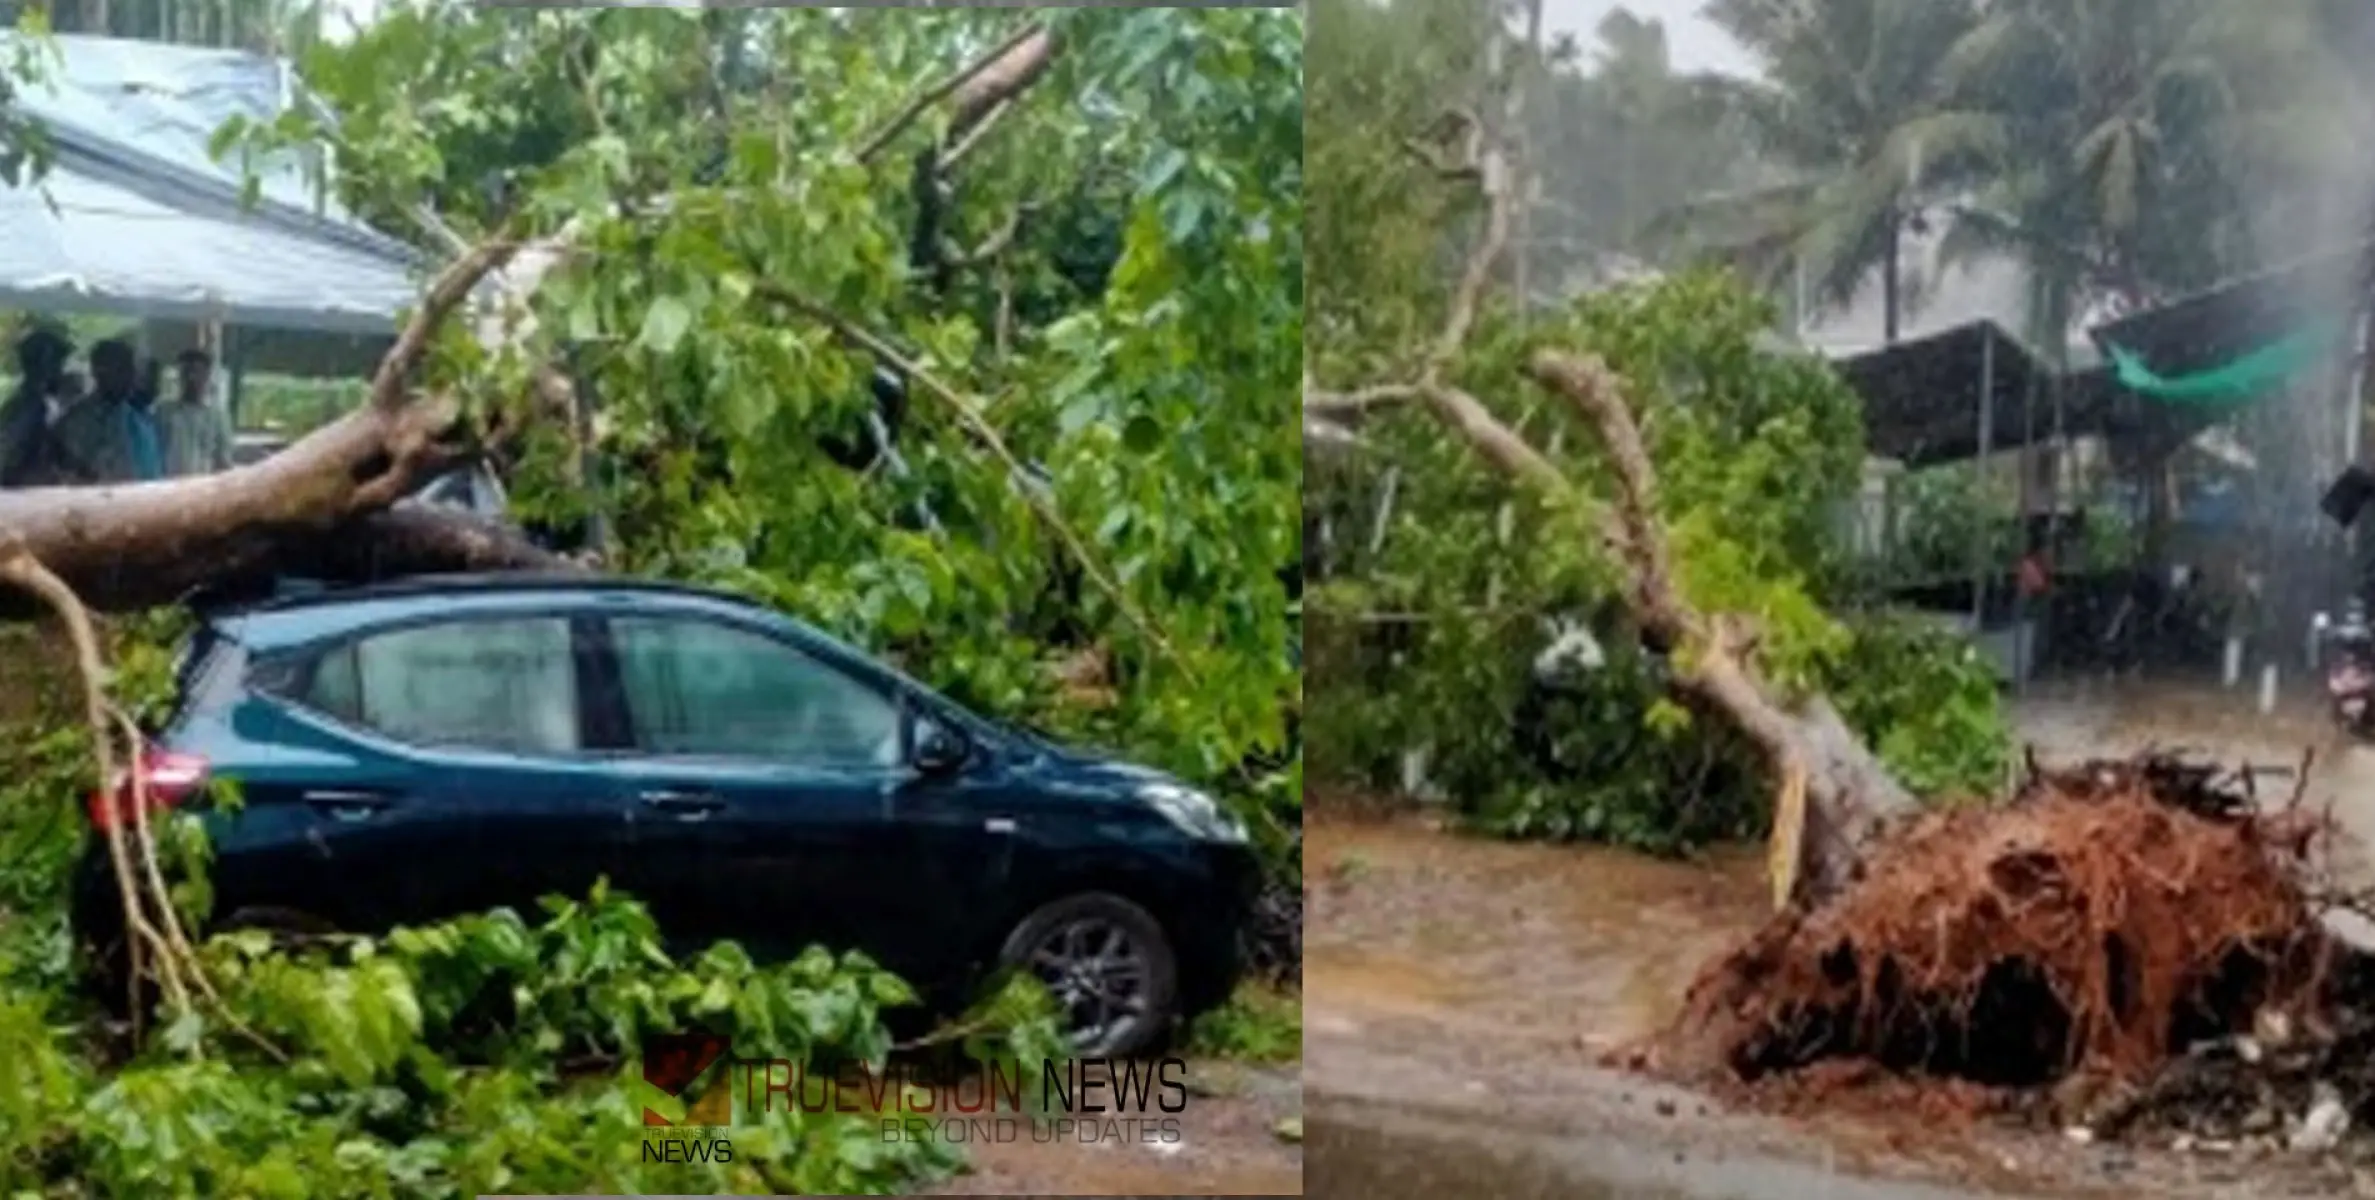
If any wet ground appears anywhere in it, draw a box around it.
[1303,677,2375,1199]
[917,1058,1304,1196]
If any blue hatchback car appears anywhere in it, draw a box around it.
[74,574,1260,1057]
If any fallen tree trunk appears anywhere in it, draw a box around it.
[0,242,551,613]
[1305,46,1917,904]
[0,23,1062,619]
[1526,349,1917,899]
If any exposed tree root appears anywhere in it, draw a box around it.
[1650,751,2375,1148]
[0,533,193,1041]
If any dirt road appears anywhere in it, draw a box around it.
[1304,680,2375,1198]
[918,1058,1304,1195]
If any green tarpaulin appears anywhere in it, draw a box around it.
[2104,319,2343,408]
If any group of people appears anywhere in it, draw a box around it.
[0,325,234,488]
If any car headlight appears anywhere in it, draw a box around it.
[1139,782,1248,844]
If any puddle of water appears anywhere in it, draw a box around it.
[1309,811,1767,1046]
[1304,950,1473,1019]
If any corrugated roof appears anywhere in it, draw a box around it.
[0,33,425,332]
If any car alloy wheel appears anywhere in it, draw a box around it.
[998,892,1178,1059]
[1029,916,1155,1053]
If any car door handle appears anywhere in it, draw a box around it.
[984,817,1016,834]
[640,790,725,819]
[302,789,392,822]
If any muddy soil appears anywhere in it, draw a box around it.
[1305,680,2375,1199]
[918,1059,1304,1196]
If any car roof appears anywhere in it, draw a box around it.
[204,572,802,654]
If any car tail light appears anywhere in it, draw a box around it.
[86,746,210,833]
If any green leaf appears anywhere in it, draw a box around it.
[1122,414,1164,454]
[1140,146,1189,194]
[639,296,694,355]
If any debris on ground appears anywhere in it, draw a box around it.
[1648,750,2375,1152]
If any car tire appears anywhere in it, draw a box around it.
[995,892,1179,1060]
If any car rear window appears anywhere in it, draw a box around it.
[270,617,582,756]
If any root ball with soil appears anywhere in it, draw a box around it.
[1653,753,2375,1139]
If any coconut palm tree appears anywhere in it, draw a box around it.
[1656,0,1990,345]
[1930,0,2336,356]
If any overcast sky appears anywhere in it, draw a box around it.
[1542,0,1756,77]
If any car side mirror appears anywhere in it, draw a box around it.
[911,716,970,776]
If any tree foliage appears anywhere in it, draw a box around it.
[230,2,1302,829]
[1306,0,2008,853]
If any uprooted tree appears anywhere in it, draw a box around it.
[1308,0,2375,1143]
[1307,0,1918,905]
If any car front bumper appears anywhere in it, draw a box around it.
[1173,840,1265,1017]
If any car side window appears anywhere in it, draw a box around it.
[300,617,581,755]
[610,616,902,769]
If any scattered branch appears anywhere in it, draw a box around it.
[0,532,184,1039]
[1400,106,1483,180]
[946,204,1030,270]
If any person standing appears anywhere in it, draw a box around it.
[158,348,233,476]
[51,370,86,419]
[50,339,165,484]
[0,324,73,487]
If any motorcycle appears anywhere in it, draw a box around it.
[2319,465,2375,737]
[2315,600,2375,737]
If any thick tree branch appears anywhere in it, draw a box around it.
[1523,348,1915,900]
[1418,382,1566,487]
[1527,351,1686,625]
[0,237,565,614]
[1302,382,1424,418]
[1312,15,1917,905]
[857,22,1054,163]
[1426,130,1514,380]
[370,237,521,412]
